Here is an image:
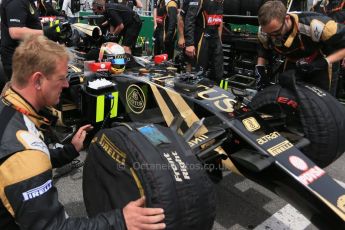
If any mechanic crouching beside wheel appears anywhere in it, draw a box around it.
[91,0,143,55]
[255,0,345,95]
[0,35,165,230]
[184,0,224,84]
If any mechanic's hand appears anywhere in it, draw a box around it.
[123,196,166,230]
[296,56,329,74]
[71,124,93,152]
[178,36,185,49]
[255,65,270,91]
[185,45,195,57]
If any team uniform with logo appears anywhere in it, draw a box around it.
[184,0,224,82]
[0,88,126,229]
[0,0,41,83]
[154,0,178,59]
[258,12,345,94]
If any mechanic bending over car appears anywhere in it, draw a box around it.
[256,0,345,95]
[0,35,166,230]
[154,0,178,59]
[184,0,224,84]
[92,0,143,54]
[0,0,69,92]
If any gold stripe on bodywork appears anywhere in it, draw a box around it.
[321,20,337,40]
[0,150,52,216]
[311,186,345,220]
[166,91,208,136]
[150,84,175,126]
[151,83,242,175]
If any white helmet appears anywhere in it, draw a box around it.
[99,42,126,74]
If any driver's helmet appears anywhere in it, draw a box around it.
[99,42,126,74]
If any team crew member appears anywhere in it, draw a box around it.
[256,1,345,94]
[154,0,178,59]
[0,0,62,91]
[0,34,166,230]
[92,0,142,54]
[184,0,224,83]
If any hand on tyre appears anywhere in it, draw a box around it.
[255,65,270,91]
[123,196,166,230]
[296,56,329,74]
[71,124,93,152]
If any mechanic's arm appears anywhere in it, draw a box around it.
[49,124,92,168]
[0,150,164,229]
[178,14,185,48]
[108,10,124,35]
[218,21,223,39]
[166,2,178,43]
[9,27,43,40]
[185,0,202,57]
[325,48,345,64]
[110,23,125,35]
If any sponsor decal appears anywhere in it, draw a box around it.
[298,166,325,186]
[126,84,146,114]
[17,130,49,157]
[277,97,298,108]
[289,155,309,171]
[10,19,21,23]
[99,134,126,165]
[22,180,52,201]
[256,131,280,145]
[188,134,209,148]
[267,140,293,156]
[163,151,190,182]
[305,85,326,97]
[206,15,223,26]
[242,117,260,132]
[189,1,198,6]
[337,195,345,213]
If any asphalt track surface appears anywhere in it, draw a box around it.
[55,150,345,230]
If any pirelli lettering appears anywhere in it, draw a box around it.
[99,134,126,165]
[256,132,280,145]
[267,140,293,156]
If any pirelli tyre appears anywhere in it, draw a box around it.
[83,123,216,230]
[250,84,345,168]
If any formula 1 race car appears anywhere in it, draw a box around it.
[47,53,345,229]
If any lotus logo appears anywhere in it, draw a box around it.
[126,84,146,114]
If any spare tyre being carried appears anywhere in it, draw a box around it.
[250,83,345,168]
[83,123,216,230]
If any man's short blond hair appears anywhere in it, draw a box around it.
[12,35,70,87]
[258,1,287,27]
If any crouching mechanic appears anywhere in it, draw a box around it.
[256,0,345,95]
[92,0,142,54]
[184,0,224,83]
[0,35,166,230]
[154,0,178,59]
